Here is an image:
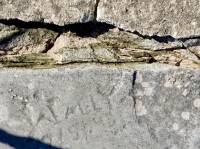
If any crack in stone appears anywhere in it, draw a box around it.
[131,71,140,123]
[94,0,100,22]
[0,0,200,43]
[42,32,62,54]
[0,18,199,44]
[0,7,200,68]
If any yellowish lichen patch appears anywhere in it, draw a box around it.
[0,54,57,69]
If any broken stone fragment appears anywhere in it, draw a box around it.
[47,28,200,68]
[183,39,200,58]
[97,28,183,51]
[97,0,200,38]
[47,30,156,64]
[152,49,200,68]
[0,22,200,69]
[47,32,100,63]
[0,23,58,55]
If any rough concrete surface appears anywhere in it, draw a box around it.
[97,0,200,38]
[0,64,200,149]
[0,0,95,25]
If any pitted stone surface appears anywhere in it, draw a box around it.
[97,0,200,38]
[0,64,200,149]
[0,0,95,25]
[133,66,200,149]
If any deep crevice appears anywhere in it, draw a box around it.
[0,18,115,54]
[131,71,140,123]
[0,19,115,38]
[122,29,200,43]
[133,31,176,43]
[41,37,57,53]
[0,18,199,43]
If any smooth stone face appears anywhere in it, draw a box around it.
[0,64,200,149]
[0,0,95,25]
[97,0,200,38]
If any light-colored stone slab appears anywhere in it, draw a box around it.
[0,64,200,149]
[97,0,200,38]
[0,0,96,25]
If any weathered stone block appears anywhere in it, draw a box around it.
[0,64,200,149]
[0,0,95,25]
[97,0,200,38]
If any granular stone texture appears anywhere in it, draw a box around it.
[0,0,95,25]
[0,64,199,149]
[0,23,58,55]
[0,22,200,69]
[97,0,200,38]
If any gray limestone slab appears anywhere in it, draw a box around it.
[0,0,95,25]
[0,64,199,148]
[97,0,200,38]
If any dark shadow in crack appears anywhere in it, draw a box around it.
[128,30,200,43]
[129,30,176,43]
[0,19,62,32]
[0,129,66,149]
[0,31,24,55]
[131,71,140,123]
[0,19,199,43]
[183,39,200,48]
[0,19,115,38]
[132,71,137,87]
